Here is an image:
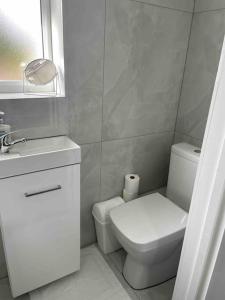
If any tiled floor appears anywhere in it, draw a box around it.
[29,245,130,300]
[0,245,175,300]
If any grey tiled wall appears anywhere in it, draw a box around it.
[0,0,193,271]
[174,2,225,147]
[63,0,192,247]
[103,0,191,141]
[195,0,225,12]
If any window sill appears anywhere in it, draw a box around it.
[0,93,65,100]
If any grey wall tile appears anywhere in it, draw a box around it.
[130,0,194,12]
[63,0,105,145]
[103,0,192,140]
[0,98,68,139]
[101,132,173,201]
[173,132,202,148]
[80,143,101,247]
[0,235,7,279]
[195,0,225,12]
[175,10,225,141]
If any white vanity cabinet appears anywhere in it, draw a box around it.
[0,137,81,297]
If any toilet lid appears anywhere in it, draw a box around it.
[109,193,188,252]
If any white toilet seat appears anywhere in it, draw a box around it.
[109,193,188,253]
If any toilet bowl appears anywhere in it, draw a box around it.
[109,143,200,289]
[109,193,187,289]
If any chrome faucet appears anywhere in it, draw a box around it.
[0,131,26,153]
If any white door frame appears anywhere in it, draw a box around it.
[172,37,225,300]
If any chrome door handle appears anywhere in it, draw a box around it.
[24,185,62,197]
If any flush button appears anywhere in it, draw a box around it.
[194,149,201,154]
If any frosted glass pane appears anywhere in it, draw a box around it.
[0,0,43,81]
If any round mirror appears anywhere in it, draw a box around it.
[24,59,57,85]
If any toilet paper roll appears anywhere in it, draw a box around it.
[123,189,138,202]
[124,174,140,194]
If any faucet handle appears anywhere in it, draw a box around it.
[0,131,27,153]
[10,138,27,146]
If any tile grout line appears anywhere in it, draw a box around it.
[195,7,225,14]
[101,130,174,144]
[130,0,193,13]
[174,130,202,143]
[172,0,196,145]
[99,0,107,202]
[80,129,174,147]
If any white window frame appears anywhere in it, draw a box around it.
[0,0,65,99]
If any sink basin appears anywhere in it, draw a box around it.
[0,136,81,179]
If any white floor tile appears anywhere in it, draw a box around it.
[136,278,176,300]
[30,245,131,300]
[101,250,138,300]
[107,249,127,273]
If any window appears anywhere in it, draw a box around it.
[0,0,65,98]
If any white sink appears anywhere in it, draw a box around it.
[0,136,81,179]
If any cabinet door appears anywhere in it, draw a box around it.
[0,165,80,297]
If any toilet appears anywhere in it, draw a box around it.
[109,143,200,289]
